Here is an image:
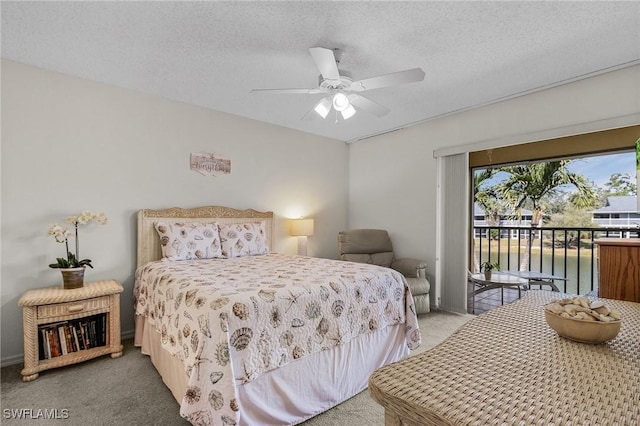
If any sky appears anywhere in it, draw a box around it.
[477,150,638,193]
[566,151,636,187]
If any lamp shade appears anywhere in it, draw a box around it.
[314,98,332,119]
[290,218,314,236]
[341,104,356,120]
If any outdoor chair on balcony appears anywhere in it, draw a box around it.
[338,229,430,314]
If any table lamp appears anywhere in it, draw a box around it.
[290,218,314,256]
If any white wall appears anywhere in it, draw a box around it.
[3,61,639,363]
[0,60,348,363]
[348,65,640,311]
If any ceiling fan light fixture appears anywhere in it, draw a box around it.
[341,104,356,120]
[314,97,332,118]
[252,48,424,122]
[332,92,350,112]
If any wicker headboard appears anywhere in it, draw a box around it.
[137,206,274,267]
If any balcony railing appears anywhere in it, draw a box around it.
[473,225,640,295]
[473,219,532,227]
[591,217,640,227]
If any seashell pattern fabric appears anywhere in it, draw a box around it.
[134,253,420,426]
[154,221,222,260]
[218,222,269,258]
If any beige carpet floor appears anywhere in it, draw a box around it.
[1,310,474,426]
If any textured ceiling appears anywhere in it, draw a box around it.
[2,1,639,143]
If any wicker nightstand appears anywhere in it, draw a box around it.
[18,280,124,381]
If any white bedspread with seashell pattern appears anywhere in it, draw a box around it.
[134,253,420,426]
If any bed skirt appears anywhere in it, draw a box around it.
[135,314,409,425]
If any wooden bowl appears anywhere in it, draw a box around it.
[544,310,621,344]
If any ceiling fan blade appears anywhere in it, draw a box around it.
[349,94,390,117]
[301,108,317,121]
[350,67,425,91]
[309,47,341,81]
[251,88,325,95]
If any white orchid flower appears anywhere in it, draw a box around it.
[47,224,70,243]
[77,210,94,225]
[48,211,108,268]
[93,212,108,225]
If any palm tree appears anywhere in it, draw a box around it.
[497,160,597,227]
[472,169,506,271]
[496,160,598,270]
[473,169,500,226]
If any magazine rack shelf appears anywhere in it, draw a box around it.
[18,280,123,381]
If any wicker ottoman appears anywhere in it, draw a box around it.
[369,291,640,426]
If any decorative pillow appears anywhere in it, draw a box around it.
[219,222,269,258]
[154,222,222,260]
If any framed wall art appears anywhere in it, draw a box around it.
[190,152,231,176]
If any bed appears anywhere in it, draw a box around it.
[369,290,640,425]
[133,206,421,426]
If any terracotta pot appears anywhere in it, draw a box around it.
[61,267,85,289]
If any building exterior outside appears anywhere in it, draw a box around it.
[591,196,640,237]
[475,196,639,235]
[473,204,534,238]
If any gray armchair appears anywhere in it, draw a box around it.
[338,229,430,314]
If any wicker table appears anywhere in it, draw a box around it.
[369,291,640,426]
[18,280,123,381]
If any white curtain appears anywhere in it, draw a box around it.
[435,152,470,314]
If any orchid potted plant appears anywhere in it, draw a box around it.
[48,211,107,288]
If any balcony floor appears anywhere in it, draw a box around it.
[467,282,526,315]
[467,282,598,315]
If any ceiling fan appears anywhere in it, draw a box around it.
[250,47,425,121]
